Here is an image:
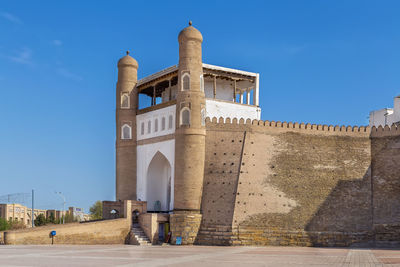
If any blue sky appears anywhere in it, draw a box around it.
[1,1,399,212]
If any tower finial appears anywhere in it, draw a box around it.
[189,20,192,26]
[126,50,130,55]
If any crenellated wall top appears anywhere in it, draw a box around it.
[370,124,400,137]
[205,117,374,137]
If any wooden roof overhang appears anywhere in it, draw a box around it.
[136,63,258,97]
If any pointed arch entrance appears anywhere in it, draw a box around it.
[146,151,172,212]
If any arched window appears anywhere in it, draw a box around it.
[201,108,206,126]
[147,121,151,134]
[161,117,166,131]
[121,124,132,139]
[154,118,158,132]
[182,73,190,91]
[110,209,119,219]
[180,108,190,126]
[141,122,144,135]
[121,93,129,108]
[168,115,173,129]
[200,74,204,92]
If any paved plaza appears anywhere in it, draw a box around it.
[1,245,400,266]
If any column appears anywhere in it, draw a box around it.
[233,80,237,102]
[247,89,250,105]
[254,74,259,106]
[168,79,172,101]
[213,75,217,99]
[152,85,156,106]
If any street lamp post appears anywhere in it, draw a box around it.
[55,192,66,224]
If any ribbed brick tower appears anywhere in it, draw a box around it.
[116,51,138,201]
[170,22,206,245]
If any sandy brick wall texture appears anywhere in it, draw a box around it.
[197,119,400,247]
[3,219,130,245]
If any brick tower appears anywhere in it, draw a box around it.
[170,22,206,244]
[115,51,139,201]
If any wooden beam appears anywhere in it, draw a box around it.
[137,72,178,92]
[203,69,255,82]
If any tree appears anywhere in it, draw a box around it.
[47,212,56,224]
[34,214,47,226]
[89,200,103,220]
[63,212,78,223]
[8,220,25,230]
[0,218,9,231]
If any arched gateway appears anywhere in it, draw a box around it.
[146,151,171,212]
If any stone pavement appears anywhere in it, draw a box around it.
[0,245,399,266]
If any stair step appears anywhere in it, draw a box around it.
[130,224,153,246]
[133,233,147,237]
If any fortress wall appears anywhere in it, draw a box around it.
[200,130,245,226]
[371,126,400,245]
[3,219,130,245]
[198,118,373,246]
[234,128,371,231]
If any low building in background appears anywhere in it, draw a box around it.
[68,207,90,222]
[26,208,47,226]
[0,203,91,227]
[0,203,28,225]
[0,203,47,227]
[370,95,400,127]
[46,209,61,222]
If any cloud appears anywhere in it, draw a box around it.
[52,40,63,46]
[8,47,33,65]
[57,68,83,81]
[0,12,22,24]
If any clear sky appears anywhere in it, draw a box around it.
[1,1,399,212]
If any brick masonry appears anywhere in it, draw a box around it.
[170,212,202,245]
[3,218,130,245]
[196,119,400,247]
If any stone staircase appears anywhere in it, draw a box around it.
[130,224,152,246]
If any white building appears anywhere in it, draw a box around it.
[370,95,400,127]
